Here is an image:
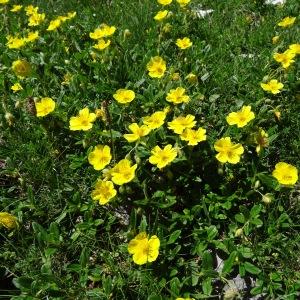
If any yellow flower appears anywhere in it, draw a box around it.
[272,162,298,185]
[168,115,196,134]
[288,44,300,55]
[91,180,117,205]
[260,79,284,94]
[110,159,137,185]
[47,19,62,31]
[147,56,167,78]
[272,36,279,44]
[277,16,296,27]
[12,59,31,78]
[69,108,96,131]
[6,36,26,49]
[88,145,112,170]
[128,232,160,265]
[68,11,77,19]
[157,0,172,5]
[28,12,45,27]
[124,123,151,142]
[226,105,255,128]
[57,15,68,22]
[166,87,190,104]
[176,37,192,49]
[89,24,116,39]
[176,0,191,7]
[113,89,135,104]
[143,109,168,130]
[35,97,56,117]
[149,144,177,169]
[0,212,18,230]
[10,4,22,12]
[255,128,268,153]
[93,39,111,50]
[25,5,38,16]
[154,10,169,21]
[0,0,9,4]
[11,83,23,92]
[24,31,39,43]
[273,50,296,69]
[180,128,206,146]
[214,137,244,164]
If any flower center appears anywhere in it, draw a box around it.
[81,119,89,126]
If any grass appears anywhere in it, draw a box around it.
[0,0,299,299]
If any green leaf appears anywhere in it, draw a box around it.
[192,272,199,286]
[222,251,237,274]
[12,277,32,289]
[239,264,246,277]
[251,285,264,295]
[202,277,212,295]
[170,277,181,295]
[235,213,245,223]
[206,225,218,240]
[238,247,253,258]
[209,94,220,102]
[213,241,229,254]
[202,251,214,271]
[244,262,261,275]
[250,204,261,218]
[147,295,163,300]
[251,218,263,226]
[103,275,112,295]
[66,264,81,273]
[167,230,181,244]
[45,248,57,258]
[257,173,279,190]
[79,247,90,268]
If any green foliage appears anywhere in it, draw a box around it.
[0,0,299,299]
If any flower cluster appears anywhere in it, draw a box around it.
[47,11,76,31]
[90,23,116,51]
[6,31,39,49]
[3,1,299,293]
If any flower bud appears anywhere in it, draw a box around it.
[134,154,141,165]
[262,193,273,204]
[217,166,224,175]
[272,36,279,44]
[119,185,126,194]
[274,110,281,121]
[123,29,131,38]
[224,288,239,300]
[186,73,198,84]
[254,180,260,189]
[171,72,180,81]
[82,139,88,148]
[5,112,14,126]
[15,101,21,109]
[235,228,243,237]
